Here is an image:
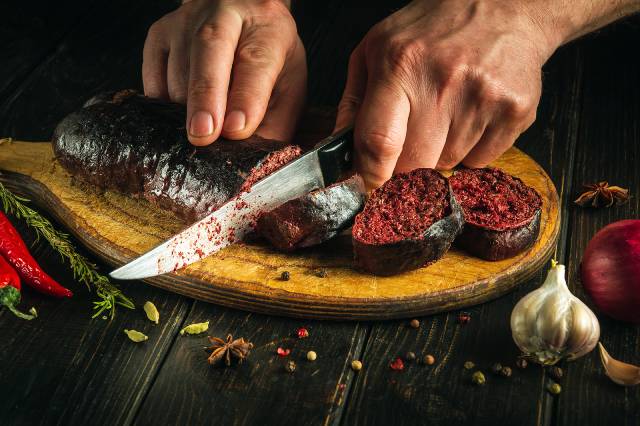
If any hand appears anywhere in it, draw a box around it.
[335,0,557,189]
[143,0,307,145]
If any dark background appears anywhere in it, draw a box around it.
[0,1,639,425]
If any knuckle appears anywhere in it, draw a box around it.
[437,147,465,170]
[146,21,165,41]
[384,39,425,74]
[503,94,536,121]
[360,131,402,161]
[195,22,229,45]
[189,78,216,98]
[236,43,276,65]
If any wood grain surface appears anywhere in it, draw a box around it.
[0,132,559,319]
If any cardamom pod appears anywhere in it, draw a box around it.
[180,321,209,335]
[143,301,160,324]
[124,329,148,342]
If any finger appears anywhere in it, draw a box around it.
[394,100,449,173]
[187,10,242,146]
[435,110,487,170]
[334,44,367,133]
[255,39,307,142]
[166,35,190,103]
[354,78,409,189]
[142,22,170,99]
[461,124,520,168]
[221,27,290,139]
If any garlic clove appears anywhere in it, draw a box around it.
[598,342,640,386]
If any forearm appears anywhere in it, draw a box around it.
[521,0,640,53]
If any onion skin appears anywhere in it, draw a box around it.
[581,219,640,323]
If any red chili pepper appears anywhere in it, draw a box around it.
[0,212,72,298]
[0,253,35,319]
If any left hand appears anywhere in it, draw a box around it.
[335,0,557,188]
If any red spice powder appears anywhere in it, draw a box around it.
[353,169,450,245]
[296,327,309,339]
[449,168,542,231]
[277,347,291,357]
[390,357,405,371]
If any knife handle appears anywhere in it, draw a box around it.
[317,126,354,186]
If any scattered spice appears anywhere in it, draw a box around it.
[574,182,629,208]
[180,321,209,335]
[390,357,405,371]
[458,312,471,324]
[307,351,317,361]
[500,366,513,377]
[280,271,290,281]
[351,360,363,371]
[206,334,253,366]
[424,355,435,365]
[297,327,309,339]
[464,361,475,370]
[405,351,416,362]
[516,358,528,369]
[548,366,564,380]
[143,301,159,324]
[471,371,486,385]
[285,360,297,373]
[277,347,291,357]
[491,363,503,375]
[547,382,562,395]
[409,319,420,329]
[124,329,148,342]
[315,269,328,278]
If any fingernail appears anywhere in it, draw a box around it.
[189,111,214,137]
[223,110,246,133]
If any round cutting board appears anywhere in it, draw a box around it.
[0,126,559,320]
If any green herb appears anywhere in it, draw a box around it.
[124,329,148,342]
[143,301,160,324]
[180,321,209,335]
[0,181,134,318]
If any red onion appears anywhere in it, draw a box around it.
[581,219,640,323]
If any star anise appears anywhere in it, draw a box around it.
[574,181,629,208]
[206,334,253,366]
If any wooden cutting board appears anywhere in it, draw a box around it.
[0,115,559,320]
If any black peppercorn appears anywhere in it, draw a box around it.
[548,366,564,380]
[516,358,528,369]
[500,366,513,377]
[405,351,416,362]
[491,363,503,375]
[280,271,290,281]
[285,360,296,373]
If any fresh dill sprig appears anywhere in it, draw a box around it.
[0,180,134,318]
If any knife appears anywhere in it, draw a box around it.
[109,126,354,280]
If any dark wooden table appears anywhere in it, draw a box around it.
[1,1,639,425]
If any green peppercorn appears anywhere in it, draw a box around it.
[500,366,513,377]
[548,366,564,380]
[472,371,486,386]
[516,358,528,369]
[548,382,562,395]
[463,361,475,370]
[491,363,503,375]
[280,271,290,281]
[405,351,416,362]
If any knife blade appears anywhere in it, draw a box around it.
[109,127,354,280]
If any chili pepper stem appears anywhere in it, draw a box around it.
[0,286,35,320]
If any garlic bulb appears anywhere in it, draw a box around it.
[510,260,600,365]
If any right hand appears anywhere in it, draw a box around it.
[143,0,307,145]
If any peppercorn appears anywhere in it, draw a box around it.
[424,355,435,365]
[500,366,513,377]
[516,358,528,369]
[458,312,471,325]
[316,269,327,278]
[307,351,317,361]
[463,361,475,370]
[280,271,290,281]
[405,351,416,362]
[285,360,296,373]
[409,319,420,329]
[491,363,503,375]
[296,327,309,339]
[548,366,564,380]
[471,371,486,385]
[351,360,363,371]
[548,382,562,395]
